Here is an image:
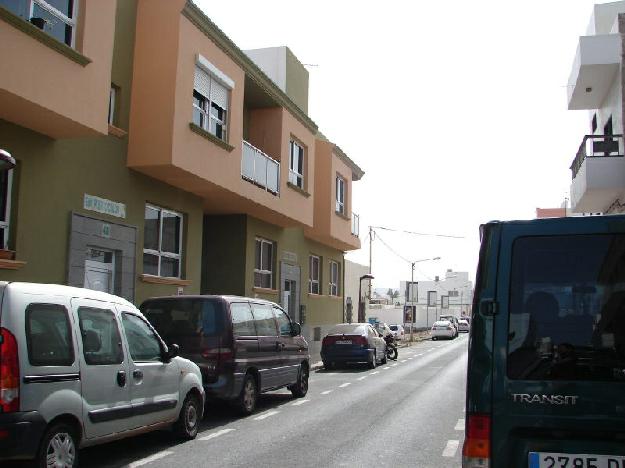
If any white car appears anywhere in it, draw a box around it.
[431,320,456,340]
[0,282,205,467]
[458,319,470,333]
[389,324,405,341]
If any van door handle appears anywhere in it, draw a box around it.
[116,370,126,387]
[133,370,143,380]
[275,342,285,351]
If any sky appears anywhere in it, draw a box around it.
[197,0,602,290]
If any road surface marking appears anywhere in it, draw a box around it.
[400,360,407,363]
[291,399,310,406]
[128,451,174,467]
[370,371,380,375]
[339,382,351,388]
[416,353,423,356]
[391,363,398,367]
[382,366,390,370]
[455,419,465,431]
[199,428,235,441]
[442,440,460,457]
[254,410,280,420]
[357,376,367,381]
[321,390,333,395]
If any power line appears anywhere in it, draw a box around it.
[371,225,464,239]
[374,232,412,264]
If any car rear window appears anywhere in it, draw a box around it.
[328,324,365,335]
[26,304,74,366]
[389,325,398,331]
[508,235,625,381]
[142,298,225,345]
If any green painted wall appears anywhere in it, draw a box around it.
[244,216,344,327]
[202,214,247,295]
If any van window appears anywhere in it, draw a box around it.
[121,313,162,362]
[78,307,124,365]
[26,304,74,366]
[251,304,278,336]
[231,303,256,336]
[142,298,224,345]
[508,235,625,381]
[272,307,291,336]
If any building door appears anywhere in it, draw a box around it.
[84,248,114,294]
[280,262,301,323]
[283,279,297,322]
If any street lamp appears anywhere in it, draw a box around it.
[358,274,374,323]
[409,256,441,341]
[0,150,15,172]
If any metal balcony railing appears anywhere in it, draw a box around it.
[351,212,360,237]
[570,134,624,179]
[242,140,280,195]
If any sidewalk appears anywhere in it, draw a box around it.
[310,332,431,371]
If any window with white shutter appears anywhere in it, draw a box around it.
[192,65,229,142]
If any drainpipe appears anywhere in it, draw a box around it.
[342,252,346,322]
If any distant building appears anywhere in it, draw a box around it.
[344,260,371,322]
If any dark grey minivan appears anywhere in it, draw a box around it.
[140,296,309,415]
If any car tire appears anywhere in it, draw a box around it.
[37,422,79,468]
[381,351,388,365]
[323,361,333,370]
[432,336,437,341]
[368,351,377,369]
[290,363,309,398]
[235,373,258,416]
[173,392,201,440]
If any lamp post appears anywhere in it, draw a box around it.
[409,256,440,342]
[358,273,374,323]
[0,150,15,172]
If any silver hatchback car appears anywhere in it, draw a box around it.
[0,282,205,467]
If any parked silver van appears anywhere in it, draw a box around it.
[0,282,205,467]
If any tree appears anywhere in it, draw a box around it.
[386,288,399,303]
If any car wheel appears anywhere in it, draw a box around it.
[381,350,388,365]
[432,336,437,341]
[368,351,377,369]
[323,361,333,370]
[173,392,201,440]
[235,373,258,416]
[37,422,79,468]
[290,363,309,398]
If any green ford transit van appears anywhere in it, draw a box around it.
[464,216,625,468]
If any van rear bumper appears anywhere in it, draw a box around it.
[203,372,240,401]
[0,411,47,460]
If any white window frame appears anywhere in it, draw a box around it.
[309,255,320,295]
[193,58,232,143]
[336,175,346,214]
[0,170,13,250]
[143,204,183,278]
[30,0,77,47]
[254,237,274,289]
[289,140,305,189]
[329,260,340,296]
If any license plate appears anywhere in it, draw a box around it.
[529,452,625,468]
[335,340,352,345]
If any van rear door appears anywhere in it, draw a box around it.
[491,217,625,467]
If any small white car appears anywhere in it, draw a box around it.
[431,320,456,340]
[0,282,205,467]
[458,319,470,333]
[389,324,405,341]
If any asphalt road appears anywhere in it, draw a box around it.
[71,334,469,468]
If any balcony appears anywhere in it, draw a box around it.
[351,213,360,237]
[567,34,621,110]
[242,140,280,195]
[570,134,625,212]
[0,2,116,138]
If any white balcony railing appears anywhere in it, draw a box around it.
[351,212,360,236]
[242,140,280,195]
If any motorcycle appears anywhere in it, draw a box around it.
[384,333,398,360]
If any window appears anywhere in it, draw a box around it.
[336,176,346,214]
[254,238,274,289]
[193,66,229,142]
[231,302,256,337]
[78,307,123,365]
[289,140,305,189]
[108,84,119,126]
[121,313,162,362]
[2,1,78,47]
[309,255,321,294]
[273,307,292,337]
[26,304,74,366]
[329,260,341,296]
[591,113,597,134]
[507,235,625,382]
[252,304,278,336]
[143,205,183,278]
[0,169,12,250]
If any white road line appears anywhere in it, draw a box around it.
[442,440,460,457]
[416,353,423,356]
[254,410,280,421]
[339,382,351,388]
[400,360,407,363]
[128,451,174,467]
[291,399,310,406]
[455,418,465,431]
[321,390,333,395]
[391,363,398,367]
[357,376,367,381]
[382,366,390,370]
[199,428,235,441]
[370,371,380,375]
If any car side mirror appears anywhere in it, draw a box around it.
[291,322,302,336]
[164,343,179,361]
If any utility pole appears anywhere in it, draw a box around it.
[409,261,415,342]
[368,226,373,315]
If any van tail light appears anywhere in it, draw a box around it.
[462,413,490,468]
[447,326,453,330]
[0,327,19,413]
[201,347,233,370]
